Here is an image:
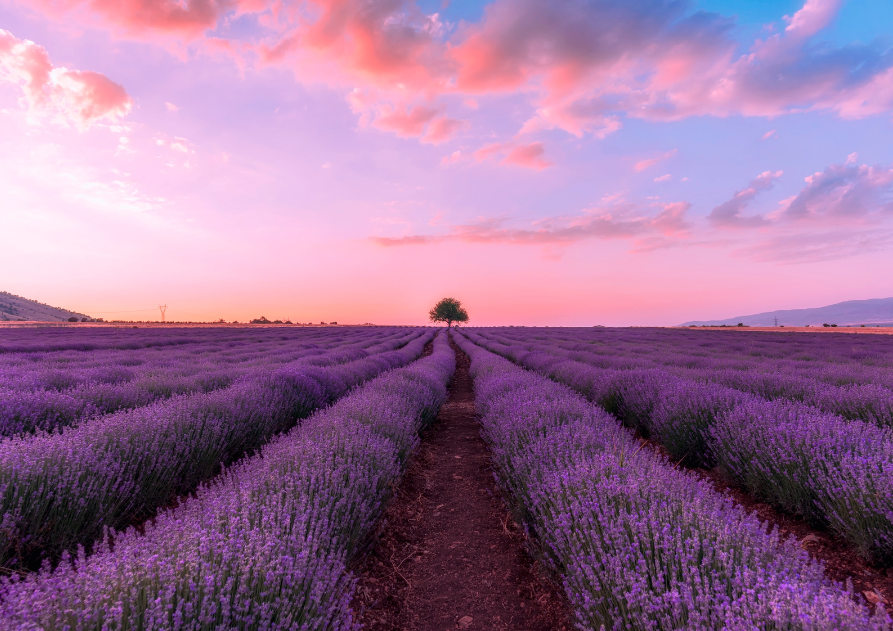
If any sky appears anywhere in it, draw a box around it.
[1,0,893,326]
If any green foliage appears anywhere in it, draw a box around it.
[429,297,469,328]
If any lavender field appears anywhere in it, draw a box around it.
[455,327,893,629]
[1,325,892,629]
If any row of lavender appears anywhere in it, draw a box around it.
[0,327,401,436]
[489,326,893,365]
[0,328,430,570]
[0,327,362,392]
[0,325,351,353]
[454,331,889,630]
[493,327,893,390]
[0,331,456,629]
[480,329,893,428]
[466,328,893,565]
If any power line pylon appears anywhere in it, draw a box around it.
[159,305,167,323]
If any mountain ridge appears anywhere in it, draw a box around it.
[680,297,893,327]
[0,292,91,322]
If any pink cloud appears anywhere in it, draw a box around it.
[761,129,777,140]
[634,149,677,172]
[474,141,553,170]
[472,141,552,170]
[736,229,893,264]
[372,104,439,137]
[257,0,449,93]
[421,116,465,144]
[371,198,690,247]
[653,174,671,182]
[783,0,840,39]
[473,142,506,162]
[710,159,893,262]
[650,201,690,235]
[708,170,783,227]
[353,100,464,143]
[448,0,893,134]
[783,162,893,221]
[440,150,463,166]
[0,29,132,127]
[518,105,622,138]
[12,0,893,144]
[502,142,552,170]
[19,0,244,38]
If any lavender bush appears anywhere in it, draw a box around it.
[0,329,432,568]
[474,327,893,429]
[454,331,889,630]
[464,328,893,561]
[649,380,756,468]
[0,328,417,436]
[713,400,893,563]
[0,330,455,630]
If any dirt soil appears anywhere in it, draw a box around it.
[639,437,893,610]
[351,338,573,631]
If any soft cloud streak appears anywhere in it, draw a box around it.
[784,162,893,221]
[708,170,783,228]
[473,141,553,170]
[371,198,691,248]
[635,149,677,172]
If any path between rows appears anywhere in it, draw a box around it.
[352,337,572,631]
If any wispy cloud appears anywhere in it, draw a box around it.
[736,229,893,263]
[635,149,677,172]
[783,161,893,221]
[371,198,691,248]
[708,171,783,227]
[473,141,553,170]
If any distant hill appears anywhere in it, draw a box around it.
[680,298,893,327]
[0,292,91,322]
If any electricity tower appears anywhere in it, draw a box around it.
[159,305,167,323]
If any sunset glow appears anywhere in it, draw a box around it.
[2,0,893,324]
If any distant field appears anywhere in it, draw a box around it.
[0,324,451,629]
[2,325,891,628]
[687,325,893,335]
[0,321,364,328]
[455,326,893,626]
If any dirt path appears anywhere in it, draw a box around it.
[352,337,573,631]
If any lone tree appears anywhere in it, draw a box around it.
[429,297,469,329]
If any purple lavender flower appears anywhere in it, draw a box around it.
[0,330,455,629]
[453,330,889,630]
[0,328,432,568]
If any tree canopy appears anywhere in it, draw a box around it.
[429,298,469,328]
